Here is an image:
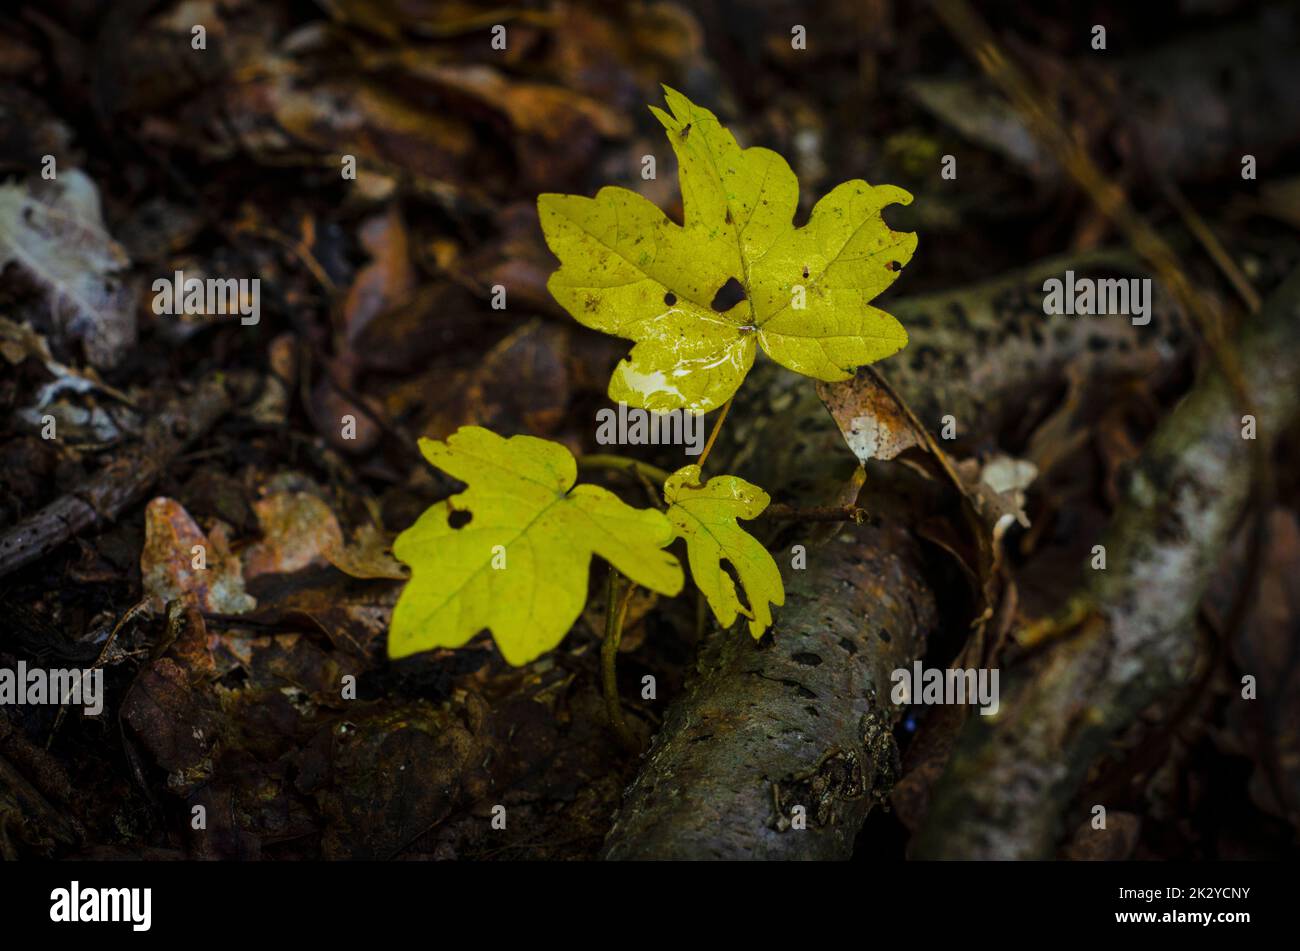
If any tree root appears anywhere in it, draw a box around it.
[912,265,1300,859]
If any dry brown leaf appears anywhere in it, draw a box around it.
[819,368,1034,658]
[343,204,415,344]
[417,319,571,440]
[141,498,256,614]
[817,372,922,463]
[325,522,408,581]
[244,490,405,582]
[0,170,136,368]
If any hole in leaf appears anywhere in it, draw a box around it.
[448,509,472,529]
[710,277,746,313]
[664,291,677,306]
[720,560,752,615]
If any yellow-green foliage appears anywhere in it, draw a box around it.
[663,465,784,638]
[389,427,683,664]
[539,86,916,414]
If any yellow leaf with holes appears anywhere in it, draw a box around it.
[539,86,916,414]
[664,465,784,638]
[389,426,684,664]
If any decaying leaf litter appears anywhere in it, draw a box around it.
[1,1,1299,860]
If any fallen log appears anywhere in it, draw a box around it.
[603,514,937,860]
[601,249,1196,859]
[727,246,1193,497]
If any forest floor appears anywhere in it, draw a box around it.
[1,0,1299,860]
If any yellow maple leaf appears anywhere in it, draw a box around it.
[389,426,684,664]
[539,86,916,414]
[664,465,784,638]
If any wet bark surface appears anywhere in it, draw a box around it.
[913,266,1300,859]
[604,522,936,859]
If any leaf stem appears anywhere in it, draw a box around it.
[577,454,671,487]
[694,398,732,472]
[602,568,640,752]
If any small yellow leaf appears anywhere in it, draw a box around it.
[539,86,916,413]
[389,426,684,664]
[664,465,785,638]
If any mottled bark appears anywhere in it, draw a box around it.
[912,266,1300,859]
[603,519,937,859]
[884,249,1190,440]
[727,246,1192,496]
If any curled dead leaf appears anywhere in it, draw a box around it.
[817,371,922,464]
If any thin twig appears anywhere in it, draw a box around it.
[631,464,666,509]
[47,597,153,747]
[230,217,338,295]
[0,372,251,580]
[763,503,870,523]
[1158,179,1262,315]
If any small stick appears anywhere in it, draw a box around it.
[0,372,253,579]
[763,504,870,523]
